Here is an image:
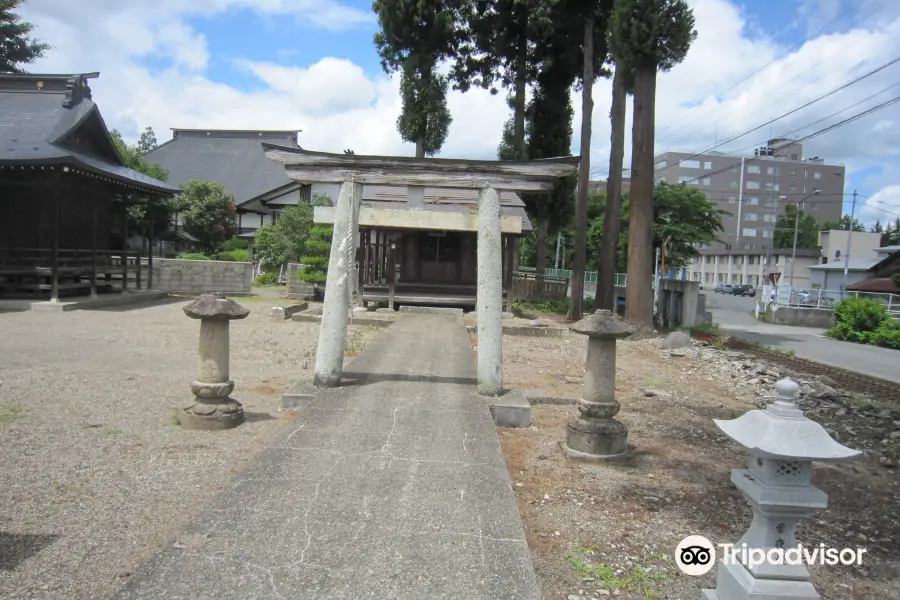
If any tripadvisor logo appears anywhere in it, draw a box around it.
[674,535,868,576]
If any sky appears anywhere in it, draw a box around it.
[16,0,900,229]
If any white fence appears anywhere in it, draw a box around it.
[771,285,900,317]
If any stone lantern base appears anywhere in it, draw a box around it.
[179,381,244,430]
[563,400,629,460]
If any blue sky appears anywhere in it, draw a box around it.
[19,0,900,228]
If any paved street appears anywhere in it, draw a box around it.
[704,290,900,384]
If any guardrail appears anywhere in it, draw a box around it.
[517,266,621,286]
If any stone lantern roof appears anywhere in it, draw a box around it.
[714,379,861,462]
[183,293,250,321]
[571,309,635,339]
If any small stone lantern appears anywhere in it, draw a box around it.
[180,293,250,430]
[702,379,861,600]
[563,309,634,460]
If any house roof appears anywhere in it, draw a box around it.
[808,258,881,272]
[145,129,301,207]
[846,277,900,293]
[0,73,180,195]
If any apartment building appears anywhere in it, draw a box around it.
[654,139,845,253]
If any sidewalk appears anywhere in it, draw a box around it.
[112,314,540,599]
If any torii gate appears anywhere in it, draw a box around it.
[265,147,580,396]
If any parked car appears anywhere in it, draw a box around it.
[714,284,734,294]
[731,284,756,297]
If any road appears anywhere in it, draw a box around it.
[704,290,900,384]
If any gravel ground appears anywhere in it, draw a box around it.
[0,296,381,600]
[495,333,900,600]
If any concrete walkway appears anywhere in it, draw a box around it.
[112,314,540,600]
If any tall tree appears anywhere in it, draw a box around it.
[611,0,696,328]
[773,204,819,249]
[0,0,49,73]
[595,61,631,309]
[822,214,865,232]
[180,180,237,255]
[453,0,558,159]
[373,0,464,157]
[137,126,159,155]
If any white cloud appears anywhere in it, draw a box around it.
[859,185,900,227]
[16,0,900,211]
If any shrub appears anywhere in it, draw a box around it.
[827,296,888,339]
[215,249,249,262]
[298,226,332,284]
[176,252,211,261]
[254,272,279,286]
[223,237,249,252]
[873,318,900,350]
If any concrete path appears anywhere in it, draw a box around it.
[707,293,900,384]
[112,314,540,600]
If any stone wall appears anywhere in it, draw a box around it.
[286,263,319,299]
[657,279,702,329]
[151,259,252,294]
[768,305,835,329]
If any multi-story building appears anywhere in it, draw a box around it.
[654,139,846,285]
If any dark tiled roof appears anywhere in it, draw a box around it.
[0,73,180,194]
[145,130,300,206]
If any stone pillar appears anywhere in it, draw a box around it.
[713,255,719,284]
[476,185,503,397]
[741,254,749,284]
[700,256,705,285]
[727,255,733,284]
[563,310,634,460]
[314,181,363,387]
[701,379,861,600]
[179,293,250,430]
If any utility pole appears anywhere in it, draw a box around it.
[554,232,561,270]
[789,189,820,289]
[841,190,858,298]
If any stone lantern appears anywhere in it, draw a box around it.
[563,309,634,460]
[702,379,861,600]
[180,293,250,430]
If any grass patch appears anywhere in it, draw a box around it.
[513,299,569,315]
[693,322,721,336]
[0,403,23,423]
[712,336,730,351]
[344,332,365,356]
[103,426,123,436]
[568,543,666,599]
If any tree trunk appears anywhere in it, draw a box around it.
[624,67,658,328]
[415,138,425,158]
[535,218,549,289]
[568,16,593,322]
[596,64,628,310]
[513,25,528,160]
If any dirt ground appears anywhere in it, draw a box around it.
[0,296,381,600]
[498,333,900,600]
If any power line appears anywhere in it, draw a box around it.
[654,0,880,139]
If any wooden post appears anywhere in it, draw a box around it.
[148,197,154,289]
[121,199,129,291]
[90,194,98,297]
[50,175,61,303]
[136,246,142,290]
[504,236,515,311]
[388,242,396,310]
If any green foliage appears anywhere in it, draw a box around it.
[773,204,821,249]
[175,252,211,261]
[223,237,249,251]
[652,182,725,267]
[180,180,237,255]
[873,319,900,350]
[253,272,279,286]
[253,203,315,269]
[298,226,333,284]
[136,126,159,155]
[609,0,697,72]
[110,129,177,239]
[892,272,900,288]
[826,297,890,346]
[821,214,865,232]
[215,249,249,262]
[373,0,463,156]
[0,402,23,423]
[567,543,665,599]
[513,299,569,315]
[0,0,50,73]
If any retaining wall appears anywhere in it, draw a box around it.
[768,305,835,329]
[151,259,252,294]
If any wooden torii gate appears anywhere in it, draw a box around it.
[264,147,580,396]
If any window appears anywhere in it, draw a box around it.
[813,171,822,180]
[743,228,757,237]
[744,244,753,250]
[725,244,732,250]
[765,182,780,191]
[748,196,759,205]
[748,256,756,265]
[701,177,711,186]
[728,180,738,189]
[762,230,772,239]
[681,159,700,168]
[791,153,799,160]
[727,196,736,204]
[746,181,760,190]
[678,175,698,185]
[728,164,739,172]
[703,161,712,169]
[804,169,808,178]
[766,166,780,176]
[788,186,796,192]
[789,170,797,176]
[746,165,760,174]
[764,214,777,223]
[810,203,820,211]
[743,213,758,221]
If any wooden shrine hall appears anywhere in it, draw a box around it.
[0,73,180,301]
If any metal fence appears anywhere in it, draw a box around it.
[773,286,900,318]
[517,266,622,286]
